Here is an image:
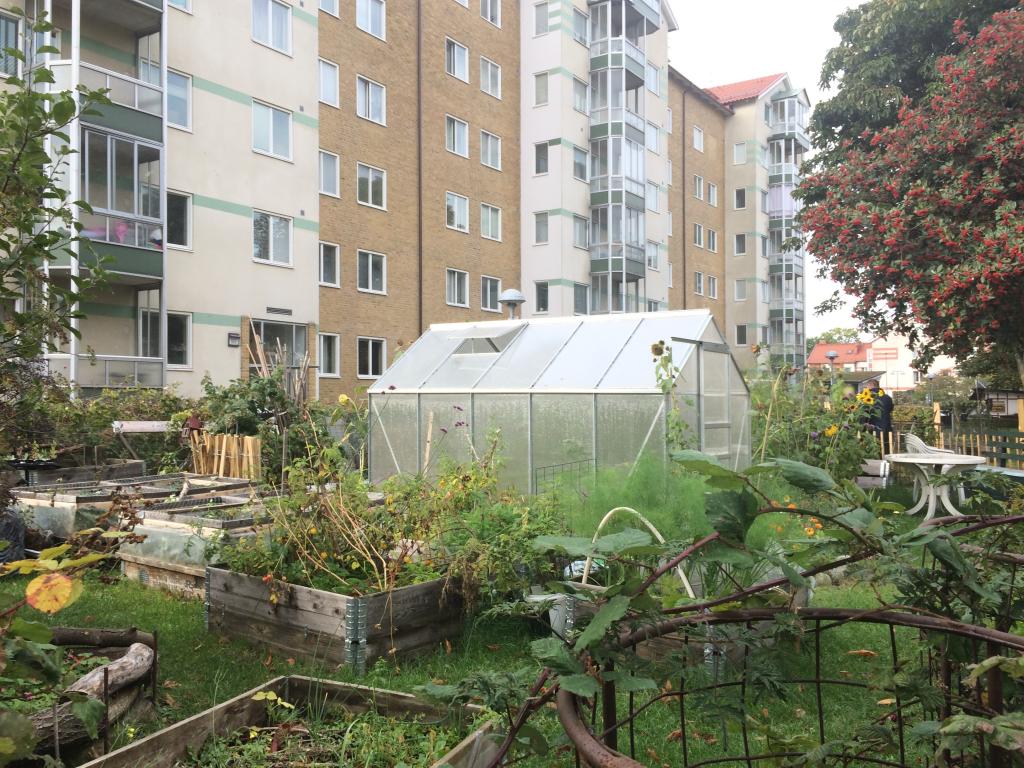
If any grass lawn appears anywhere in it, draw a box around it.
[2,569,929,766]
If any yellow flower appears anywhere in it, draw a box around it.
[805,527,815,537]
[824,424,839,438]
[249,728,259,740]
[308,526,317,535]
[338,393,351,405]
[856,389,875,406]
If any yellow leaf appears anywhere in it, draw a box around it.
[25,572,79,614]
[847,649,878,658]
[877,698,896,706]
[38,544,71,561]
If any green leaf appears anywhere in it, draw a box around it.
[602,673,658,692]
[516,724,549,755]
[575,595,630,651]
[770,458,836,493]
[8,618,52,644]
[705,489,760,545]
[50,98,75,126]
[66,693,105,740]
[0,711,37,762]
[530,637,583,676]
[671,450,746,490]
[37,544,70,561]
[559,674,599,698]
[594,529,652,555]
[532,535,594,557]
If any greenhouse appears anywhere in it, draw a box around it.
[367,310,750,492]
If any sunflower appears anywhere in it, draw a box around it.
[824,424,839,438]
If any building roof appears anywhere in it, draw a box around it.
[668,66,733,116]
[807,341,871,367]
[707,73,786,105]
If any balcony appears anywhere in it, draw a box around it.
[46,354,164,389]
[768,162,801,186]
[769,117,810,148]
[51,61,161,117]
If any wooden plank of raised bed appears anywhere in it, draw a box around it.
[207,585,350,640]
[364,616,466,661]
[362,578,461,639]
[208,609,350,666]
[207,568,351,627]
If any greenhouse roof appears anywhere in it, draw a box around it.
[369,310,726,394]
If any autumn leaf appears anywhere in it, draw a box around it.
[848,649,878,657]
[25,572,80,614]
[877,698,896,706]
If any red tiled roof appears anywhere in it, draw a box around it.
[707,73,786,105]
[807,342,870,367]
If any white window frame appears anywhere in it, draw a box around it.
[445,37,469,82]
[707,182,718,207]
[480,56,501,99]
[693,175,704,200]
[571,8,588,45]
[319,241,340,287]
[252,100,292,161]
[534,1,549,35]
[252,210,293,267]
[666,107,673,133]
[356,162,387,210]
[646,240,659,270]
[572,77,588,114]
[574,283,590,315]
[692,125,704,152]
[646,181,658,212]
[534,142,548,175]
[318,333,340,378]
[707,275,718,299]
[356,249,387,294]
[166,311,192,369]
[480,0,500,27]
[573,216,588,250]
[693,223,704,248]
[734,279,747,301]
[645,62,659,95]
[356,0,386,40]
[481,275,501,312]
[167,69,192,131]
[356,336,386,379]
[445,114,469,158]
[446,268,469,308]
[534,72,549,106]
[734,188,747,209]
[480,203,502,241]
[736,324,748,346]
[319,149,340,197]
[319,58,339,107]
[252,0,291,55]
[535,281,549,313]
[168,0,191,12]
[534,211,549,244]
[733,142,747,164]
[573,147,588,182]
[319,0,339,17]
[734,233,747,255]
[166,190,192,251]
[446,191,470,233]
[480,130,501,170]
[694,271,704,296]
[707,229,717,253]
[646,121,659,153]
[356,75,387,125]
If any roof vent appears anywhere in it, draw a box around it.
[266,307,292,316]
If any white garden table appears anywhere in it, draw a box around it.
[886,453,987,520]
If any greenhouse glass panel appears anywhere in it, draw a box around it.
[702,351,729,424]
[531,395,594,486]
[372,332,465,391]
[676,343,699,396]
[731,394,751,469]
[534,319,640,389]
[596,394,665,468]
[419,395,474,470]
[369,394,419,483]
[476,320,579,389]
[473,394,530,492]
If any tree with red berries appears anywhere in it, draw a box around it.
[798,8,1024,384]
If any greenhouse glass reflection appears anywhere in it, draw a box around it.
[367,310,750,492]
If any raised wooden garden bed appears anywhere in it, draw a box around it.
[205,567,464,673]
[78,675,498,768]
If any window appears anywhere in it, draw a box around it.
[693,175,704,200]
[667,158,673,184]
[574,283,589,315]
[357,0,385,39]
[446,268,469,307]
[481,276,501,311]
[480,130,501,169]
[252,0,290,53]
[0,14,16,76]
[249,321,307,371]
[734,233,747,255]
[666,107,673,133]
[707,229,717,252]
[480,57,501,98]
[571,216,588,249]
[694,271,704,295]
[707,276,718,299]
[166,313,191,368]
[647,300,660,312]
[253,211,291,265]
[734,279,747,301]
[647,181,658,212]
[319,0,338,15]
[481,0,500,26]
[646,240,659,269]
[646,122,659,153]
[357,337,385,378]
[572,9,588,44]
[480,203,501,241]
[534,1,549,34]
[454,0,468,6]
[319,242,339,286]
[168,0,190,10]
[761,189,769,212]
[692,223,703,248]
[356,76,386,124]
[734,188,746,209]
[573,147,588,181]
[166,191,191,249]
[572,78,588,113]
[535,281,549,312]
[357,250,386,293]
[534,212,549,244]
[761,235,769,257]
[761,280,770,302]
[534,142,548,174]
[445,115,469,157]
[167,71,191,129]
[692,126,704,152]
[446,192,469,232]
[707,183,718,207]
[445,38,468,81]
[318,334,339,377]
[252,101,291,159]
[80,130,162,243]
[736,325,748,346]
[534,72,548,105]
[733,142,747,164]
[761,326,769,345]
[319,150,339,196]
[319,59,339,106]
[356,163,386,208]
[645,62,659,94]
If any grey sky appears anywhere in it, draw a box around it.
[666,0,862,337]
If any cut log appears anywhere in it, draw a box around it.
[32,685,143,749]
[51,628,155,650]
[70,643,154,699]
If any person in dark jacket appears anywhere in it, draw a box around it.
[862,379,894,453]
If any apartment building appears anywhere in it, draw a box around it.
[667,67,728,331]
[317,0,522,399]
[707,73,809,372]
[521,0,677,318]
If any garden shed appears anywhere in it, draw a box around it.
[367,310,750,492]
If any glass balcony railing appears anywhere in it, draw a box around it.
[46,354,164,388]
[81,212,163,250]
[590,174,645,198]
[769,162,801,180]
[589,37,646,66]
[50,61,162,116]
[590,106,645,132]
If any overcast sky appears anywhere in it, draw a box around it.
[665,0,862,337]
